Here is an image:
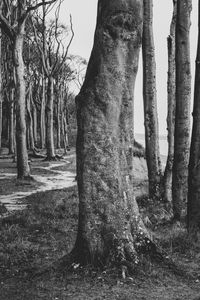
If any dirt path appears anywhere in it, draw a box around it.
[0,154,76,212]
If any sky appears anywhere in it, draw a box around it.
[57,0,198,135]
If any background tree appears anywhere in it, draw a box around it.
[0,0,57,178]
[163,0,177,203]
[187,0,200,236]
[142,0,162,199]
[172,0,192,220]
[69,0,149,269]
[32,1,74,160]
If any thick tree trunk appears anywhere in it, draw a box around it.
[142,0,162,198]
[0,99,2,149]
[46,76,55,159]
[72,0,147,268]
[0,28,2,149]
[187,1,200,235]
[40,71,46,149]
[172,0,191,220]
[163,0,177,203]
[14,24,30,178]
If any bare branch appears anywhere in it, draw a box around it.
[26,0,58,14]
[52,14,74,74]
[31,17,49,76]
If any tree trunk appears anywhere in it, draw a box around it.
[187,1,200,235]
[62,115,69,153]
[26,83,35,150]
[8,91,15,155]
[72,0,148,268]
[57,92,61,149]
[46,76,55,159]
[14,23,30,178]
[163,0,177,203]
[172,0,191,220]
[40,71,46,149]
[0,28,2,149]
[32,98,37,145]
[142,0,162,198]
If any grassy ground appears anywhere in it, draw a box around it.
[0,154,200,299]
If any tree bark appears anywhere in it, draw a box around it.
[56,89,61,149]
[187,1,200,235]
[46,76,55,159]
[14,23,30,178]
[163,0,177,203]
[0,28,2,149]
[40,71,46,149]
[8,91,15,155]
[72,0,148,268]
[26,83,35,150]
[142,0,162,199]
[32,96,37,145]
[172,0,191,220]
[62,115,69,153]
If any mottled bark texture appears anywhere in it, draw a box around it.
[142,0,162,199]
[172,0,191,220]
[163,0,177,203]
[73,0,148,268]
[187,1,200,235]
[14,23,30,178]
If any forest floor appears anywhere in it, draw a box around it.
[0,149,200,299]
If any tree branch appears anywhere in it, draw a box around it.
[53,14,74,75]
[26,0,58,14]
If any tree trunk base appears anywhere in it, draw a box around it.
[43,154,64,162]
[31,236,187,280]
[17,175,34,181]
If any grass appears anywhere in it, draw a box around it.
[1,152,200,299]
[0,187,200,299]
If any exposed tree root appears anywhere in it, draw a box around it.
[30,229,192,281]
[43,154,64,161]
[27,147,46,159]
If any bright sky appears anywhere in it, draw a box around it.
[58,0,198,135]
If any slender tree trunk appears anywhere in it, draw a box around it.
[32,98,37,145]
[46,76,55,159]
[142,0,162,198]
[40,71,46,149]
[14,24,30,178]
[187,1,200,235]
[26,83,35,150]
[8,91,15,155]
[57,92,61,149]
[62,115,69,153]
[163,0,177,203]
[71,0,148,268]
[172,0,191,220]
